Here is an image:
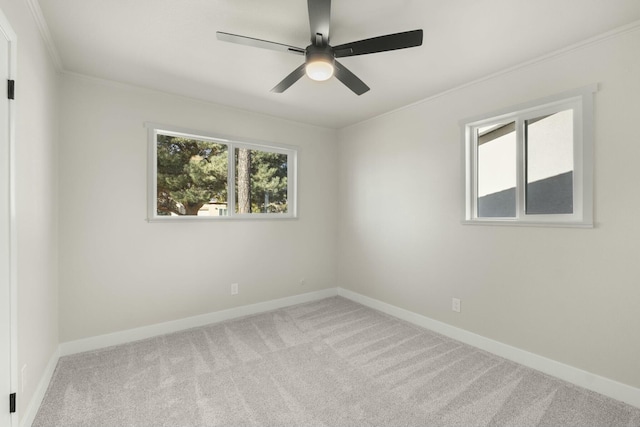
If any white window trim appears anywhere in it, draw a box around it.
[460,84,596,228]
[145,123,298,221]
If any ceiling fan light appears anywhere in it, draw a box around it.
[306,60,334,81]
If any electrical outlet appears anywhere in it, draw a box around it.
[452,298,461,313]
[231,283,238,295]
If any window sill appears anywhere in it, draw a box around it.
[461,219,593,229]
[147,215,298,223]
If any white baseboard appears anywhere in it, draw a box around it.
[20,347,60,427]
[59,288,338,356]
[30,285,637,424]
[337,287,640,409]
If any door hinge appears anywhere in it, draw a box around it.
[8,79,15,100]
[9,393,16,413]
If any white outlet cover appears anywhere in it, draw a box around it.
[452,298,461,313]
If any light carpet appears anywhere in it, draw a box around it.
[33,296,640,426]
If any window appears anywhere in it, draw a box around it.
[461,85,595,227]
[147,124,297,220]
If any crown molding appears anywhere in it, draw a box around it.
[25,0,63,71]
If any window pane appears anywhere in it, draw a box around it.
[477,122,517,218]
[235,148,289,214]
[525,110,573,214]
[156,134,228,216]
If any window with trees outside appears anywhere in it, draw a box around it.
[461,85,595,227]
[147,124,297,220]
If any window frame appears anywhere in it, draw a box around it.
[146,123,298,221]
[461,85,596,228]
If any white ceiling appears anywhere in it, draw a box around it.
[37,0,640,129]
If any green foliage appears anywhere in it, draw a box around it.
[156,135,289,216]
[238,149,288,213]
[156,135,227,215]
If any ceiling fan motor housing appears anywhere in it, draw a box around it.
[305,45,334,66]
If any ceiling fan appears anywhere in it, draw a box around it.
[216,0,423,95]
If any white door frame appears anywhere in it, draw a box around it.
[0,6,17,427]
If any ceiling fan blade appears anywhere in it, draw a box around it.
[334,29,423,58]
[217,32,305,55]
[308,0,331,45]
[271,63,307,93]
[334,61,369,95]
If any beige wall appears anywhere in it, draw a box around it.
[0,0,59,421]
[58,74,339,342]
[337,29,640,388]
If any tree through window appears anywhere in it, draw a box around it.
[156,135,228,216]
[148,126,297,220]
